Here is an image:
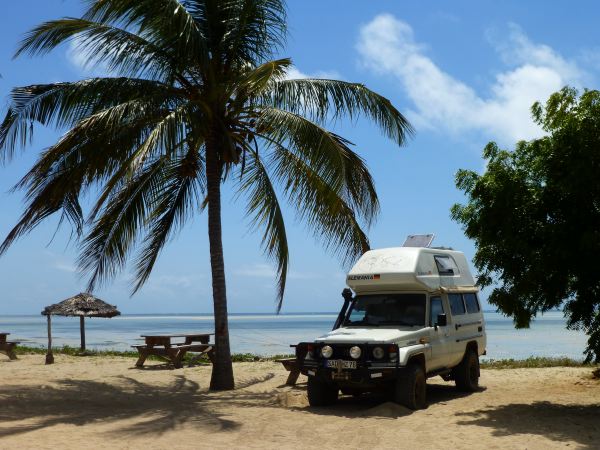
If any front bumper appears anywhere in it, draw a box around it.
[300,359,401,385]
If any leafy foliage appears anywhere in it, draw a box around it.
[452,87,600,363]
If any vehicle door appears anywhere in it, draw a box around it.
[447,293,469,365]
[462,292,486,355]
[428,295,451,370]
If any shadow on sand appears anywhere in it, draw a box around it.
[283,383,600,447]
[455,401,600,449]
[0,373,275,438]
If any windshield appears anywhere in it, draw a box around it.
[343,293,426,327]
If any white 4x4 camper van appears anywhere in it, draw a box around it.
[296,238,486,410]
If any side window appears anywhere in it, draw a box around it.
[429,296,444,326]
[448,293,466,315]
[434,255,459,276]
[464,293,480,314]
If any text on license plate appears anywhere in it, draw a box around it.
[325,359,357,369]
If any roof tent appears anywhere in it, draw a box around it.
[346,247,476,293]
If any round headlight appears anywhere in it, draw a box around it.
[349,346,362,359]
[372,346,385,359]
[321,345,333,358]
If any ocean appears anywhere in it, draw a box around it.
[0,310,588,360]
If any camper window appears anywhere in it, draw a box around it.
[464,293,480,313]
[434,255,458,275]
[449,293,466,315]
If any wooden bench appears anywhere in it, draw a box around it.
[0,341,20,360]
[276,357,300,385]
[132,344,180,367]
[132,343,214,369]
[174,344,214,367]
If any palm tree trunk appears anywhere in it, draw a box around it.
[206,140,235,390]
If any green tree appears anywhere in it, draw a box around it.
[452,87,600,363]
[0,0,413,389]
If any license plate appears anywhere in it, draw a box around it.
[325,359,357,369]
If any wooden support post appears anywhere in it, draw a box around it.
[135,348,149,367]
[45,315,54,365]
[80,316,86,351]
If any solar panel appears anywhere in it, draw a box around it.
[402,234,435,248]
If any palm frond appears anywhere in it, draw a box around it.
[78,157,169,290]
[236,58,291,98]
[87,131,200,223]
[237,147,288,311]
[265,78,414,145]
[16,18,180,80]
[218,0,287,65]
[14,99,189,203]
[257,107,379,224]
[270,144,370,267]
[83,0,209,72]
[0,78,183,163]
[0,190,82,257]
[133,148,205,292]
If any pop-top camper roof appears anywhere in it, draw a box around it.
[346,246,476,293]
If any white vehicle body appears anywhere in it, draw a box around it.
[297,244,487,408]
[319,247,486,371]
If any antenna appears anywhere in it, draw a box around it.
[402,234,435,248]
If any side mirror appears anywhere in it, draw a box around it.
[436,313,447,327]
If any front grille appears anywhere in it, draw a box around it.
[315,343,396,363]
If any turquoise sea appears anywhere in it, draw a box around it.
[0,310,588,360]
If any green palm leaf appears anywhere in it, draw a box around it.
[237,148,288,311]
[266,78,413,144]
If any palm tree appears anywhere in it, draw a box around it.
[0,0,412,390]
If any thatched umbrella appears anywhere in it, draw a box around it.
[41,293,120,364]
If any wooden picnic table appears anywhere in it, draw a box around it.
[0,333,19,360]
[133,333,214,368]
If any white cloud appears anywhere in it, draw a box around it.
[152,274,199,289]
[136,273,205,296]
[285,66,342,80]
[234,263,276,278]
[53,262,77,273]
[66,37,111,76]
[357,14,586,143]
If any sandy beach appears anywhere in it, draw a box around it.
[1,356,598,449]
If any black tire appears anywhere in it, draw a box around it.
[454,349,480,392]
[394,363,427,410]
[307,377,338,406]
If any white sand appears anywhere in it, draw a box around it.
[1,355,599,449]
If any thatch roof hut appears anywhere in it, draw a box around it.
[41,293,120,364]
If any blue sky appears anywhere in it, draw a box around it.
[1,0,599,314]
